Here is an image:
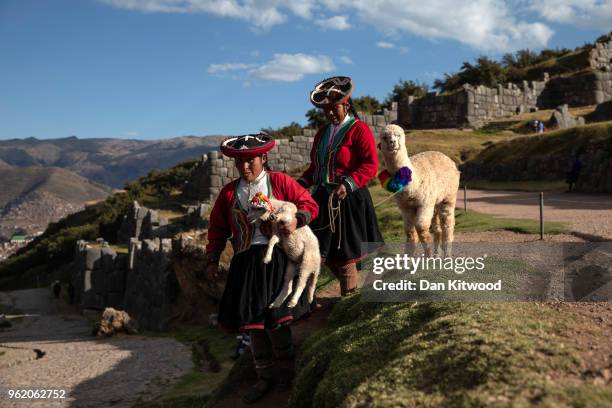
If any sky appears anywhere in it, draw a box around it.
[0,0,610,140]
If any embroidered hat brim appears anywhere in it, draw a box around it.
[310,76,354,108]
[220,133,275,159]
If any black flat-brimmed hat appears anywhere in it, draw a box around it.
[309,76,354,108]
[220,133,275,159]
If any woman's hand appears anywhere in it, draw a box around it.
[278,219,297,235]
[334,184,348,200]
[206,264,219,281]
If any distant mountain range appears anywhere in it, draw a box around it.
[0,135,225,188]
[0,135,226,238]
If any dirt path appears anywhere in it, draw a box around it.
[464,190,612,240]
[0,288,193,408]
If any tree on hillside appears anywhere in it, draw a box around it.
[434,56,505,92]
[261,122,303,139]
[538,47,572,60]
[460,56,506,88]
[596,32,612,44]
[305,108,327,129]
[502,49,538,68]
[351,95,382,114]
[433,73,463,93]
[384,79,429,107]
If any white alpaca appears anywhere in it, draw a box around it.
[247,195,321,308]
[378,124,460,257]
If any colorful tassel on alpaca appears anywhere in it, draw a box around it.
[378,167,412,193]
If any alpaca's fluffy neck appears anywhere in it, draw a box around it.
[383,146,413,171]
[382,146,419,188]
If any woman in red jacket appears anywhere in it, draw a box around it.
[205,133,318,402]
[299,76,384,296]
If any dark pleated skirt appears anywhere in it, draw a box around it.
[218,245,313,331]
[310,185,385,264]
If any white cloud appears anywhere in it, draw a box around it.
[316,15,351,30]
[99,0,562,52]
[286,1,317,19]
[527,0,612,29]
[207,63,255,74]
[209,53,335,82]
[327,0,554,52]
[339,56,353,64]
[250,53,335,81]
[377,41,395,49]
[98,0,287,29]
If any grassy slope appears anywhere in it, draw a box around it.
[398,129,517,164]
[291,299,611,408]
[470,121,612,165]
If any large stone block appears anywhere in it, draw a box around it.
[210,175,222,187]
[85,248,101,270]
[106,269,126,292]
[100,247,116,272]
[90,269,106,293]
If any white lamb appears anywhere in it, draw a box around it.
[247,193,320,308]
[378,124,460,257]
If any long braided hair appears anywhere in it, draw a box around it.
[347,98,360,119]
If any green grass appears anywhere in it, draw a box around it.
[290,299,611,408]
[464,180,567,192]
[108,244,129,254]
[454,210,568,235]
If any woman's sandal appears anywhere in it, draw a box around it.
[242,378,274,404]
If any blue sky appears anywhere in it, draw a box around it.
[0,0,609,140]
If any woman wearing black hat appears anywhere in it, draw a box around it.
[205,133,318,403]
[299,76,384,296]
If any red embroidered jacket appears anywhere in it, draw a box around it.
[298,119,378,192]
[206,171,319,264]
